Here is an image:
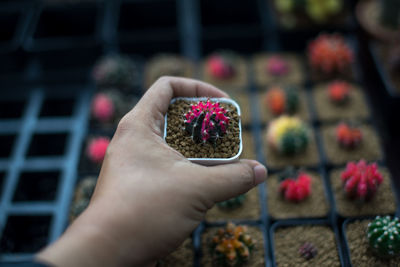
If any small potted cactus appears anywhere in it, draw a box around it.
[92,54,139,93]
[144,54,195,89]
[345,216,400,266]
[321,122,381,165]
[203,51,248,91]
[330,160,397,217]
[201,222,265,266]
[272,223,342,266]
[267,167,329,219]
[312,81,370,122]
[308,33,354,81]
[164,98,242,165]
[260,86,309,123]
[69,176,97,222]
[79,135,110,173]
[264,116,319,168]
[253,53,304,86]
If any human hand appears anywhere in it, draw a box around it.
[37,77,267,267]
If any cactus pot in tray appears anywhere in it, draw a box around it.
[164,97,242,165]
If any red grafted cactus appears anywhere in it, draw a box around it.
[184,99,230,144]
[279,169,312,202]
[341,160,384,201]
[328,80,351,104]
[266,55,290,76]
[336,122,363,149]
[206,53,236,79]
[265,86,299,115]
[86,137,110,164]
[91,93,115,122]
[211,222,255,266]
[308,34,354,75]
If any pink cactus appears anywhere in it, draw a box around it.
[266,55,290,76]
[91,93,115,122]
[341,160,383,201]
[184,99,230,144]
[279,172,312,202]
[87,137,110,164]
[206,54,235,79]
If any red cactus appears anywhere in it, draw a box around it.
[328,80,351,104]
[206,54,235,79]
[184,99,230,144]
[279,172,312,202]
[308,34,354,74]
[91,93,115,122]
[265,87,286,115]
[266,55,290,76]
[86,137,110,164]
[341,160,383,201]
[336,122,363,149]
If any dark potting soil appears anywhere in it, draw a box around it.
[321,124,382,166]
[330,168,396,217]
[205,187,260,222]
[274,225,340,267]
[241,130,256,160]
[201,226,265,267]
[201,56,248,92]
[166,100,240,159]
[312,83,370,122]
[253,53,305,87]
[309,65,355,83]
[258,89,310,124]
[158,239,194,267]
[230,92,251,125]
[346,220,400,267]
[264,130,320,169]
[267,172,329,219]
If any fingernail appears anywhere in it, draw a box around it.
[253,164,267,185]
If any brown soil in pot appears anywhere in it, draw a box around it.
[230,92,251,125]
[252,53,305,86]
[346,220,400,267]
[330,168,396,217]
[201,56,248,92]
[263,129,320,169]
[205,188,260,222]
[309,65,355,83]
[158,239,194,267]
[321,124,382,165]
[312,84,370,122]
[258,89,310,124]
[241,131,256,160]
[267,172,329,219]
[165,99,240,159]
[144,54,195,89]
[201,226,265,267]
[274,225,341,266]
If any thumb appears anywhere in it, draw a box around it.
[202,160,267,203]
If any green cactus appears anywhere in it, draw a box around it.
[381,0,400,29]
[367,216,400,258]
[217,195,246,209]
[284,87,299,114]
[279,127,309,155]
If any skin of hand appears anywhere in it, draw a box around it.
[36,77,267,267]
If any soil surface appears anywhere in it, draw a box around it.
[274,225,341,267]
[312,84,370,122]
[253,53,305,86]
[230,92,251,125]
[267,172,329,219]
[158,239,194,267]
[206,187,260,222]
[346,220,400,267]
[321,124,382,165]
[241,130,256,160]
[201,226,265,267]
[166,99,240,158]
[330,168,396,217]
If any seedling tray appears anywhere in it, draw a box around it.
[0,0,400,266]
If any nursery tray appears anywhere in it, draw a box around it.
[164,97,242,166]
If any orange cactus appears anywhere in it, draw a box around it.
[336,122,363,149]
[328,80,351,104]
[308,33,353,75]
[265,87,286,115]
[211,222,255,266]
